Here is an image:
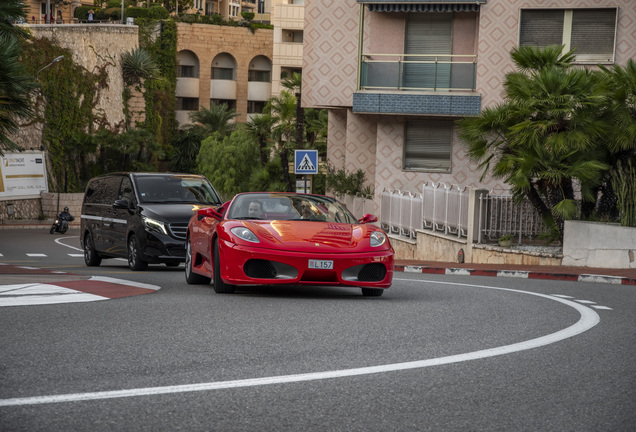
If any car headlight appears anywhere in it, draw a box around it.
[231,226,260,243]
[143,216,168,235]
[370,231,387,247]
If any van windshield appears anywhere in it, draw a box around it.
[135,175,222,205]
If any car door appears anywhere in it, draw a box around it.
[110,175,135,255]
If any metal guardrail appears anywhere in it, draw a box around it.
[359,53,477,92]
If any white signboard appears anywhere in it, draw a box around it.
[0,152,48,199]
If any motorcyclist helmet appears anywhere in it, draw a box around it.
[64,206,69,211]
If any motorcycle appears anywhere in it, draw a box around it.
[50,216,70,234]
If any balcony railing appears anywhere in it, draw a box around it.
[360,53,477,92]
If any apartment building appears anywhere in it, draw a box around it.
[24,0,93,23]
[271,0,304,96]
[175,23,274,125]
[302,0,636,214]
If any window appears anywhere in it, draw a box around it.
[211,99,237,110]
[247,101,266,114]
[520,8,616,63]
[178,65,195,78]
[176,97,199,111]
[248,70,271,82]
[212,67,234,80]
[403,120,453,173]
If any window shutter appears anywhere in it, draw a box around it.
[404,120,453,172]
[519,10,563,47]
[404,14,452,90]
[571,8,616,62]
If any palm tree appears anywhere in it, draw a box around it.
[267,91,297,191]
[459,45,610,241]
[281,72,304,150]
[170,126,204,173]
[122,47,160,87]
[189,103,239,137]
[246,113,274,167]
[0,1,36,154]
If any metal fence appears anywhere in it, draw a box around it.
[379,183,549,243]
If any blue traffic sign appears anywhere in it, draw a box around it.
[294,150,318,174]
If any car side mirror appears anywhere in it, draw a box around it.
[358,213,378,224]
[198,207,223,221]
[113,199,130,209]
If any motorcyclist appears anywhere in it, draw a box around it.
[57,206,74,228]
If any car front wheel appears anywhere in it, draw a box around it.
[185,236,210,285]
[128,234,148,271]
[213,240,235,294]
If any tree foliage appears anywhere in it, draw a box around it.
[459,45,612,241]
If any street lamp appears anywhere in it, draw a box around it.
[36,55,64,77]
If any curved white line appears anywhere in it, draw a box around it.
[0,279,600,407]
[54,236,83,252]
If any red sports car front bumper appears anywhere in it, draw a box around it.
[218,239,394,288]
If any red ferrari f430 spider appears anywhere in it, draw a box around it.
[185,192,394,296]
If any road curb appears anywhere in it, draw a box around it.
[395,265,636,286]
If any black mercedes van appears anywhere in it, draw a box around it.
[80,172,223,271]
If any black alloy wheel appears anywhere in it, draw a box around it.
[83,231,102,267]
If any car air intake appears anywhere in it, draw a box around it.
[357,263,387,282]
[244,259,278,279]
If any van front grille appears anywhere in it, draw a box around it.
[169,223,188,240]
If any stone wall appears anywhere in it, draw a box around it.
[0,198,42,222]
[13,24,139,150]
[40,192,84,219]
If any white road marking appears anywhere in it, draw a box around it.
[551,294,574,298]
[575,300,596,304]
[68,254,84,257]
[26,254,46,257]
[0,278,601,407]
[55,236,83,252]
[591,305,613,310]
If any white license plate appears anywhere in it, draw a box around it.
[308,259,333,270]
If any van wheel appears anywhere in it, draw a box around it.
[213,240,235,293]
[185,236,210,285]
[128,234,148,271]
[84,232,102,267]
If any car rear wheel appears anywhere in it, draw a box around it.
[213,240,235,294]
[128,234,148,271]
[83,232,102,267]
[361,288,384,297]
[185,236,210,285]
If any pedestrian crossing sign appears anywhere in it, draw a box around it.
[294,150,318,174]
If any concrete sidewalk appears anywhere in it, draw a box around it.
[394,260,636,286]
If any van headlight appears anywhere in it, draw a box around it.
[370,231,387,247]
[143,216,168,235]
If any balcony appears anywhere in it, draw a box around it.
[355,53,481,116]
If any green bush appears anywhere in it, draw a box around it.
[126,7,150,19]
[148,6,169,20]
[241,12,255,21]
[74,6,91,20]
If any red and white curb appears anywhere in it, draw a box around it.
[0,276,160,307]
[395,265,636,285]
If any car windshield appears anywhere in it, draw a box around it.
[135,175,223,205]
[226,193,359,224]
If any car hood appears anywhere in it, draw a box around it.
[139,203,202,224]
[240,220,384,252]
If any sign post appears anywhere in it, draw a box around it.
[294,150,318,193]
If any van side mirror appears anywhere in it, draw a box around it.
[113,199,130,210]
[358,213,378,224]
[198,207,223,221]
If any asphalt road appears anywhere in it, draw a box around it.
[1,229,635,431]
